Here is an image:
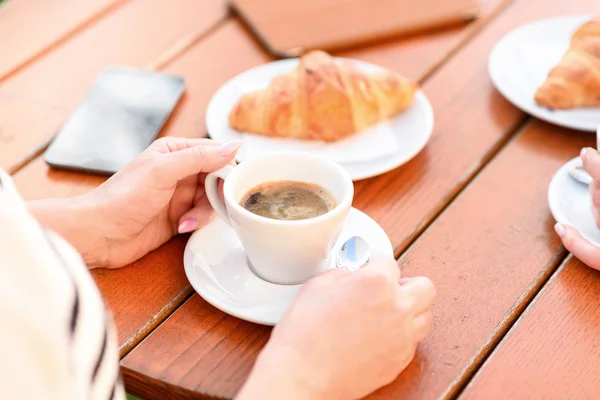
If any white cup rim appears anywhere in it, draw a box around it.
[223,152,354,226]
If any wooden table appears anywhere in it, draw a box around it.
[2,0,599,399]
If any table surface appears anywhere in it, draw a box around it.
[2,0,599,399]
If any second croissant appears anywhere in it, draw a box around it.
[534,18,600,110]
[228,51,418,142]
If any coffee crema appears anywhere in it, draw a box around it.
[240,180,336,221]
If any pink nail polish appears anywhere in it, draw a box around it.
[178,218,197,234]
[219,140,242,156]
[554,223,566,238]
[581,148,588,158]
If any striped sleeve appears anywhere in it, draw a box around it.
[0,170,125,400]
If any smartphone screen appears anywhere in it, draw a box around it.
[44,67,185,175]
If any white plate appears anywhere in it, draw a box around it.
[184,208,394,325]
[548,157,600,247]
[206,58,434,181]
[489,15,600,132]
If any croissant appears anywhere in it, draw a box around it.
[534,19,600,109]
[228,51,418,141]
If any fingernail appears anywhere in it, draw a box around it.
[219,140,242,156]
[555,223,566,238]
[398,277,411,285]
[581,147,589,158]
[178,218,197,234]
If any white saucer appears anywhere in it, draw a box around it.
[183,208,394,325]
[489,15,600,132]
[206,58,434,181]
[548,157,600,246]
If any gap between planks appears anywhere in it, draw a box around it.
[445,251,570,398]
[119,286,196,357]
[392,114,530,260]
[417,0,514,84]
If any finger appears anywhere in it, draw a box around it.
[399,276,436,314]
[594,204,600,230]
[581,147,600,182]
[356,256,401,282]
[179,175,227,234]
[148,137,220,153]
[590,181,600,215]
[555,223,600,270]
[412,311,434,342]
[158,140,241,181]
[178,199,214,234]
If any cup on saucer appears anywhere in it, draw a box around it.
[205,152,353,285]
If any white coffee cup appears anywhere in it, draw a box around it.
[205,152,354,285]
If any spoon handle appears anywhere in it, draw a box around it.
[569,165,592,186]
[569,126,600,186]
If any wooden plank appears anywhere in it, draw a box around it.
[1,0,226,108]
[122,296,271,400]
[0,0,227,172]
[0,0,125,80]
[120,0,595,398]
[369,121,591,399]
[459,256,600,399]
[339,0,501,81]
[0,92,68,173]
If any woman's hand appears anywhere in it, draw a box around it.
[29,137,240,269]
[238,257,436,400]
[554,147,600,270]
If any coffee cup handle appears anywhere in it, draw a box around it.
[205,165,234,227]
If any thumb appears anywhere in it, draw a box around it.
[555,223,600,270]
[159,139,241,180]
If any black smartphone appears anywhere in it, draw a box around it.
[44,67,185,175]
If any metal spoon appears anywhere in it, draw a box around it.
[336,236,371,271]
[569,165,592,186]
[569,128,600,186]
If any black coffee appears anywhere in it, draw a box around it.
[241,180,336,221]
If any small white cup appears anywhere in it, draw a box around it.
[205,152,353,285]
